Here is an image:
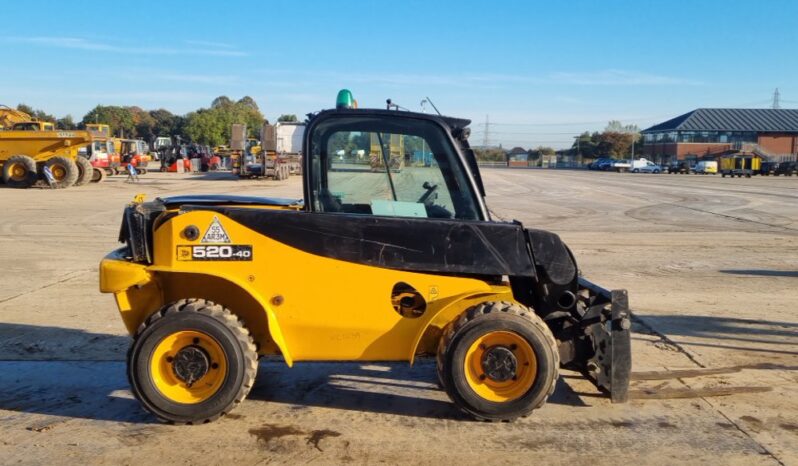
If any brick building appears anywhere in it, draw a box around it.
[641,108,798,165]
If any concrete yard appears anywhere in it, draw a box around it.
[0,169,796,465]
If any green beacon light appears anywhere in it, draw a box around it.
[336,89,357,109]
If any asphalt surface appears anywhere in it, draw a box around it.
[0,169,796,465]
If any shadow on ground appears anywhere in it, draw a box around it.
[719,269,798,278]
[0,323,592,424]
[637,314,798,357]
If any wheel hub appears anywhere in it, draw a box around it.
[481,346,518,382]
[172,345,210,386]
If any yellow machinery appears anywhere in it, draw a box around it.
[246,138,262,156]
[86,123,111,138]
[369,132,404,172]
[0,106,93,188]
[99,90,630,424]
[720,153,762,178]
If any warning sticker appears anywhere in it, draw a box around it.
[201,216,231,243]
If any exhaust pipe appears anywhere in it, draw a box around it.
[557,290,577,310]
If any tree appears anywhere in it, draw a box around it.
[537,146,555,156]
[184,99,265,145]
[16,104,35,116]
[598,132,635,157]
[473,147,507,162]
[82,105,136,137]
[277,114,298,122]
[571,131,600,159]
[148,109,180,139]
[604,120,640,134]
[56,115,76,130]
[211,96,233,109]
[16,104,55,122]
[237,96,259,111]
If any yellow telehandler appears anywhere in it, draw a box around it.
[99,90,631,424]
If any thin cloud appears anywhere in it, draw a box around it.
[550,69,702,86]
[154,74,240,85]
[4,36,247,57]
[184,39,236,49]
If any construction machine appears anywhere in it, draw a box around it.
[369,131,404,172]
[118,139,152,174]
[99,90,631,424]
[720,153,761,178]
[0,105,93,188]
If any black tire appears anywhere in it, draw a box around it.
[44,156,79,188]
[2,154,38,188]
[74,156,93,186]
[128,299,258,424]
[91,167,106,183]
[437,301,559,421]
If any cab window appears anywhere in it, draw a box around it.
[309,116,481,220]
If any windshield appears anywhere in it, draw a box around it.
[309,116,481,220]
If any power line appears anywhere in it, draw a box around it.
[472,130,582,135]
[482,114,490,147]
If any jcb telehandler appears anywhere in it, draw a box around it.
[100,90,631,424]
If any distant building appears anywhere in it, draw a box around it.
[641,108,798,164]
[507,146,529,167]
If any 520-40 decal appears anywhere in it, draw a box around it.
[177,245,253,261]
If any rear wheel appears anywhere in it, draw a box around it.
[437,301,559,421]
[44,156,79,188]
[91,167,106,183]
[74,157,93,186]
[128,299,258,424]
[2,154,38,188]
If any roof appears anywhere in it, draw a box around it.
[642,108,798,133]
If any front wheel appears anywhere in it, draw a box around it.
[128,299,258,424]
[437,301,559,421]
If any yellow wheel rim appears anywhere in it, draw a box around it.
[50,164,66,181]
[9,163,27,181]
[464,331,537,402]
[150,330,228,404]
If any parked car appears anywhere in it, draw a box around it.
[665,161,693,174]
[694,160,718,175]
[775,161,797,176]
[631,159,662,173]
[588,157,612,170]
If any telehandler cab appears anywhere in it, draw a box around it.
[100,90,631,423]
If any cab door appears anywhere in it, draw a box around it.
[264,113,510,361]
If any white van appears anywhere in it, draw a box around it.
[694,161,718,174]
[631,158,662,173]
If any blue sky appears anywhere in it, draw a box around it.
[2,0,797,148]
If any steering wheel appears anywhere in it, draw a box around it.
[417,181,438,205]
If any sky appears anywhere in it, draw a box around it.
[2,0,797,149]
